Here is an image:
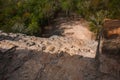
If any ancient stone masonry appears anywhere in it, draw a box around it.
[99,19,120,79]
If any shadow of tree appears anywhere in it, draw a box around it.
[0,33,21,41]
[41,17,82,38]
[0,47,101,80]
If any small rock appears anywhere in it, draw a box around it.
[27,42,36,46]
[47,46,55,52]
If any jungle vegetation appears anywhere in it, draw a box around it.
[0,0,120,36]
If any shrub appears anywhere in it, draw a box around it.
[89,10,109,33]
[26,16,40,35]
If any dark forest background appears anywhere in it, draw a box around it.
[0,0,120,36]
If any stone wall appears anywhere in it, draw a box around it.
[99,19,120,79]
